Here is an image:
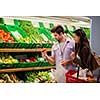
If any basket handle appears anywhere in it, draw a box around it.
[77,65,80,79]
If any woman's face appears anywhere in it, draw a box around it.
[73,33,80,43]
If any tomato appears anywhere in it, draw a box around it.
[41,48,47,52]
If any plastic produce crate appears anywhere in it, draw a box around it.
[6,25,34,48]
[41,27,55,42]
[47,43,53,48]
[42,43,48,48]
[14,19,19,26]
[31,43,43,48]
[38,61,43,67]
[0,63,16,69]
[39,22,45,28]
[16,62,40,68]
[0,25,19,48]
[18,42,33,48]
[0,42,19,48]
[5,25,27,40]
[0,24,9,32]
[38,61,53,67]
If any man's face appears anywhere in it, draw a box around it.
[53,32,62,42]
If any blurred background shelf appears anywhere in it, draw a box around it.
[0,66,55,73]
[0,48,51,52]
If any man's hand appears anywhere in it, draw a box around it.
[41,48,55,64]
[41,48,47,57]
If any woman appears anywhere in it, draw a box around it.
[72,29,99,76]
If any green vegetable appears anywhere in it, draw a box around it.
[24,71,52,83]
[18,20,45,43]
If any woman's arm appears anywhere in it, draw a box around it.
[80,46,90,69]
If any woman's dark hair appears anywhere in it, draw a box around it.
[50,25,64,34]
[73,29,90,55]
[73,29,91,69]
[73,29,100,71]
[73,29,89,47]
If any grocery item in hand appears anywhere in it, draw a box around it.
[41,48,47,52]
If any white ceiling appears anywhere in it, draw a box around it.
[1,16,91,28]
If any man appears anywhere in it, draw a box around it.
[42,25,75,83]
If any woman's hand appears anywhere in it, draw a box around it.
[70,52,75,60]
[61,60,70,66]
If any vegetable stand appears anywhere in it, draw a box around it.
[0,16,91,83]
[0,48,55,73]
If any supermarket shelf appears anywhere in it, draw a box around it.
[0,66,55,73]
[0,48,51,52]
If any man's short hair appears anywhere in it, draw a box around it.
[50,25,64,34]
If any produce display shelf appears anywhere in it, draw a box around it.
[0,66,55,73]
[0,48,51,52]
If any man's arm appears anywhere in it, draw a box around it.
[45,54,55,64]
[41,50,55,65]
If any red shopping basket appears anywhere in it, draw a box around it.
[65,70,88,83]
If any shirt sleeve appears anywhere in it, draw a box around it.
[69,40,75,52]
[51,45,55,58]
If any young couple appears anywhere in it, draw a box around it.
[42,25,100,83]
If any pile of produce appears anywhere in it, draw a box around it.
[18,20,45,43]
[19,56,37,63]
[25,71,56,83]
[0,73,21,83]
[17,37,33,43]
[0,30,15,42]
[0,53,18,64]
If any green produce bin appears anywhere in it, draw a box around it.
[32,43,43,48]
[38,61,53,67]
[0,42,19,48]
[42,43,48,48]
[14,19,19,26]
[0,25,19,48]
[39,22,45,28]
[13,63,19,68]
[0,63,15,69]
[0,24,9,32]
[6,25,34,48]
[0,63,6,69]
[18,42,33,48]
[47,43,53,48]
[5,25,27,40]
[16,62,40,68]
